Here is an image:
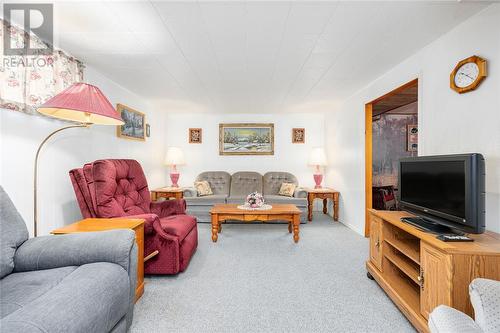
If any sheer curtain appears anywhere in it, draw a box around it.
[0,19,84,115]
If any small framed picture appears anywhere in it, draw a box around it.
[407,124,418,152]
[292,128,305,144]
[189,128,202,144]
[146,124,151,137]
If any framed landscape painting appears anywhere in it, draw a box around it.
[219,123,274,155]
[116,104,146,141]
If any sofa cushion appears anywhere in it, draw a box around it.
[0,186,29,279]
[0,266,77,319]
[230,172,263,197]
[92,159,151,217]
[263,172,298,195]
[195,171,231,195]
[0,262,129,333]
[264,195,307,207]
[160,215,196,241]
[185,194,227,206]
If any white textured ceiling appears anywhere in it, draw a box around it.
[50,1,489,113]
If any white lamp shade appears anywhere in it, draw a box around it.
[308,147,327,166]
[165,147,185,166]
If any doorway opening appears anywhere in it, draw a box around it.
[365,79,418,236]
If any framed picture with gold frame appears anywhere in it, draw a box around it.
[292,128,305,143]
[189,128,202,144]
[219,123,274,155]
[116,103,145,141]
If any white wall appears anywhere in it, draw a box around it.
[0,66,167,236]
[164,113,325,188]
[325,4,500,235]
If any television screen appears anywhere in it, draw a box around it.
[400,160,466,219]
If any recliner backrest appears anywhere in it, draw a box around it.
[263,172,298,195]
[230,172,263,197]
[91,159,151,217]
[195,171,231,195]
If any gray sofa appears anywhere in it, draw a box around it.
[0,186,137,333]
[184,171,308,223]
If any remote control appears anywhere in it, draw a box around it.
[436,234,473,242]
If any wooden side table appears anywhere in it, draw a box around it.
[307,188,340,222]
[151,187,184,201]
[51,218,145,302]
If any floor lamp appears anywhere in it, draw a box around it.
[34,82,123,236]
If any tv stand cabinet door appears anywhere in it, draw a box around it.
[420,243,452,320]
[369,215,383,271]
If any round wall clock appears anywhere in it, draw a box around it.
[450,55,487,94]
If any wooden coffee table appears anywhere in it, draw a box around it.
[210,204,302,243]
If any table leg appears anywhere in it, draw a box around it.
[323,198,328,214]
[333,193,339,221]
[292,215,300,243]
[307,195,313,222]
[211,214,218,242]
[288,222,292,233]
[218,221,222,233]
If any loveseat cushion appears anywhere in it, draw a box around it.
[160,215,197,241]
[185,194,227,206]
[0,262,129,333]
[0,186,29,279]
[0,266,77,318]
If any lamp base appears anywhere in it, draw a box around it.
[170,172,180,187]
[313,174,323,189]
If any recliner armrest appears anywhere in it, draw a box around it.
[183,187,198,197]
[14,230,136,273]
[150,199,186,217]
[428,305,482,333]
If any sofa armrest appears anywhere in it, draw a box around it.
[150,199,186,217]
[469,278,500,332]
[183,187,198,198]
[14,229,136,273]
[428,305,481,333]
[294,187,308,198]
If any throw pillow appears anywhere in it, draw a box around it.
[278,182,296,197]
[194,180,213,196]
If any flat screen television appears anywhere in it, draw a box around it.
[398,153,485,234]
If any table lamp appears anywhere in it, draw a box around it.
[165,147,185,187]
[35,82,123,236]
[308,147,327,188]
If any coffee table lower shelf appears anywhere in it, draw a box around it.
[209,204,302,243]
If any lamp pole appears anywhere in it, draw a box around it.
[33,123,89,236]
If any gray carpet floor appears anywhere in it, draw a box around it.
[131,213,415,333]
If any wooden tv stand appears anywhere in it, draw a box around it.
[366,209,500,333]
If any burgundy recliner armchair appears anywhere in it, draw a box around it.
[69,159,198,275]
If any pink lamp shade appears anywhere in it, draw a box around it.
[37,82,124,125]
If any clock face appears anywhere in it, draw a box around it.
[454,62,479,88]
